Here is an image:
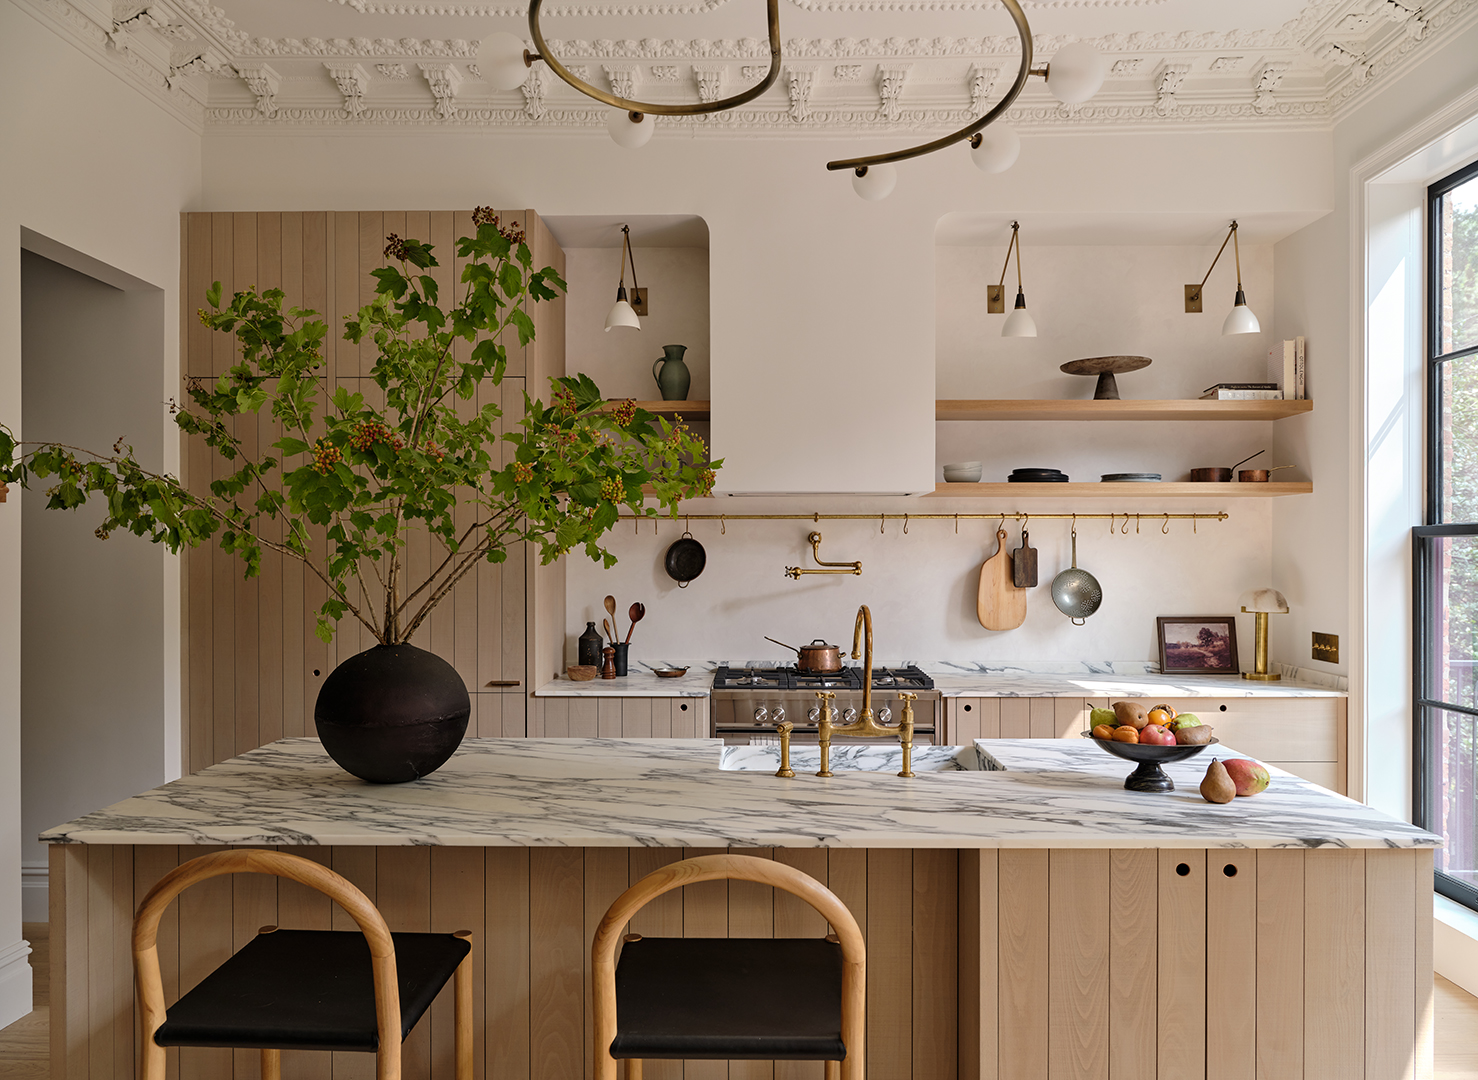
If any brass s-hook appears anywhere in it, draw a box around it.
[903,513,909,535]
[1163,513,1170,534]
[1121,514,1130,535]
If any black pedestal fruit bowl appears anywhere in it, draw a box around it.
[315,643,471,783]
[1080,731,1217,792]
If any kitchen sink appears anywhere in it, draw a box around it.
[718,743,1004,773]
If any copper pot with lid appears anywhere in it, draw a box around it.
[764,636,845,673]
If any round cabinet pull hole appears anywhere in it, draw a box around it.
[680,703,688,711]
[313,669,321,677]
[1219,704,1228,711]
[964,704,973,712]
[1223,864,1238,877]
[1176,863,1191,877]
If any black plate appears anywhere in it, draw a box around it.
[664,535,707,586]
[1009,475,1069,482]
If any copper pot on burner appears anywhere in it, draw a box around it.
[764,636,844,673]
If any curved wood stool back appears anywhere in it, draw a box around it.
[591,853,865,1080]
[132,848,469,1080]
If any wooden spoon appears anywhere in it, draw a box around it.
[603,618,615,645]
[604,595,620,642]
[625,602,646,643]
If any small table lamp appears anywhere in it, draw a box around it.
[1240,587,1289,681]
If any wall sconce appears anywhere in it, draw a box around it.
[1240,587,1288,681]
[604,225,647,332]
[986,221,1037,337]
[1186,221,1261,336]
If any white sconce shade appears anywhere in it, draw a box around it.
[1002,291,1037,337]
[1222,289,1261,335]
[605,296,640,332]
[1045,42,1107,104]
[851,163,897,201]
[479,32,532,91]
[607,109,655,148]
[970,125,1021,174]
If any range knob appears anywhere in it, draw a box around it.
[877,707,892,724]
[753,707,769,724]
[842,708,858,724]
[807,707,821,723]
[771,706,786,724]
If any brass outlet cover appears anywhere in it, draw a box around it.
[1184,284,1203,313]
[630,287,648,316]
[987,284,1005,314]
[1312,631,1339,664]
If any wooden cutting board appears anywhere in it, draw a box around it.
[977,529,1028,630]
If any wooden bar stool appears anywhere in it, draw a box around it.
[131,849,473,1080]
[592,853,865,1080]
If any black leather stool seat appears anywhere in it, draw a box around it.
[153,929,470,1053]
[609,937,845,1061]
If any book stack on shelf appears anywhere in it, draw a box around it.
[1199,337,1308,400]
[1201,382,1284,400]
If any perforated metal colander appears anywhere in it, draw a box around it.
[1051,526,1102,625]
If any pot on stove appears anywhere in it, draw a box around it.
[763,636,845,673]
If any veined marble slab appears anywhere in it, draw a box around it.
[535,663,714,697]
[41,737,1434,851]
[926,664,1345,699]
[719,743,1001,773]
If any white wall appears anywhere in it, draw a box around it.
[1272,19,1478,816]
[20,251,167,919]
[0,1,199,1028]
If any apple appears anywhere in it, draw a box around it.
[1223,758,1271,796]
[1140,724,1176,746]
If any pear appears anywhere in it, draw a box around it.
[1168,713,1202,732]
[1112,700,1149,730]
[1175,724,1213,746]
[1200,759,1236,804]
[1090,706,1117,727]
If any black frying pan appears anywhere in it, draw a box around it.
[664,530,706,588]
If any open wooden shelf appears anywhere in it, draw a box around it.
[631,400,710,421]
[925,481,1314,498]
[936,399,1313,422]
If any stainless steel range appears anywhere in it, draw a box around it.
[710,664,941,745]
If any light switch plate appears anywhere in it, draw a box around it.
[987,284,1005,314]
[1312,632,1339,664]
[630,287,648,316]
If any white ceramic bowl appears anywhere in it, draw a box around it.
[942,461,983,483]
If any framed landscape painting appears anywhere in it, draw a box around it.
[1157,616,1239,675]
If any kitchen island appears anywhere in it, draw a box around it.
[44,737,1434,1080]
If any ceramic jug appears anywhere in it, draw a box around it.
[652,344,691,402]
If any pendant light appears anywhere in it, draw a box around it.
[989,222,1037,338]
[1185,221,1262,336]
[604,225,641,332]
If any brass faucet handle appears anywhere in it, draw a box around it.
[815,690,836,701]
[898,691,918,702]
[775,721,796,779]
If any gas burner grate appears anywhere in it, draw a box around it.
[712,665,932,691]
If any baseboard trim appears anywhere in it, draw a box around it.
[0,936,34,1031]
[20,863,48,924]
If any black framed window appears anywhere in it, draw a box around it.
[1415,156,1478,909]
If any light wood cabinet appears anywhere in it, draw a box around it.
[945,694,1347,794]
[530,696,709,739]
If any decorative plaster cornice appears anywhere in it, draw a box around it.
[323,0,731,15]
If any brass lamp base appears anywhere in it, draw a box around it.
[1240,606,1283,681]
[1242,671,1281,681]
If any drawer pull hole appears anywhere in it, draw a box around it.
[964,704,972,712]
[1223,864,1238,877]
[1176,863,1191,877]
[313,669,321,677]
[1219,704,1228,712]
[680,703,689,711]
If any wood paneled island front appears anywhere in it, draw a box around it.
[43,738,1439,1080]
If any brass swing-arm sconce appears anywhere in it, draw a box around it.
[1185,220,1262,335]
[784,532,862,579]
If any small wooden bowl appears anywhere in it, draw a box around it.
[567,665,599,682]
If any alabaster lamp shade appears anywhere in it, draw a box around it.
[851,163,897,201]
[1045,43,1107,105]
[1239,587,1289,614]
[1240,586,1288,680]
[607,109,655,149]
[970,125,1021,174]
[479,32,532,91]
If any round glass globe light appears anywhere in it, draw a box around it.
[1045,42,1107,104]
[607,109,655,149]
[479,32,532,91]
[851,163,897,201]
[970,125,1021,174]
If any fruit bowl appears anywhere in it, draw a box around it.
[1080,731,1218,793]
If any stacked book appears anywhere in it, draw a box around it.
[1201,383,1283,400]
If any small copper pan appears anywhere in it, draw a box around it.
[1238,464,1294,483]
[1191,450,1264,483]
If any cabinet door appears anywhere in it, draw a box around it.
[946,699,999,742]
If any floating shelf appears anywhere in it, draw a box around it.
[925,482,1314,498]
[936,399,1313,422]
[630,400,710,421]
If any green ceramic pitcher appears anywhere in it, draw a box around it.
[652,344,691,402]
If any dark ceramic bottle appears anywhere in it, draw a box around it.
[578,621,603,667]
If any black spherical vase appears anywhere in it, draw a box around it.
[314,643,471,783]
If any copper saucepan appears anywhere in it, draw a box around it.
[1238,464,1295,483]
[764,636,844,673]
[1190,450,1264,483]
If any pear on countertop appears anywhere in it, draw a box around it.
[1200,759,1236,804]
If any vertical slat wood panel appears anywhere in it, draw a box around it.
[1207,850,1257,1080]
[543,698,570,738]
[232,851,279,1080]
[332,847,377,1080]
[1304,850,1364,1080]
[380,847,433,1079]
[682,848,728,1080]
[951,700,981,743]
[1365,850,1416,1080]
[431,848,486,1080]
[486,848,531,1080]
[729,848,776,1080]
[960,849,997,1080]
[569,699,598,738]
[185,214,214,774]
[86,845,113,1080]
[998,849,1048,1080]
[914,849,958,1080]
[233,213,262,765]
[999,699,1030,740]
[276,847,334,1080]
[209,214,237,766]
[51,844,88,1080]
[1048,849,1107,1080]
[179,215,191,775]
[530,849,584,1080]
[621,698,654,738]
[583,850,630,1080]
[1028,698,1056,739]
[109,849,136,1080]
[596,699,622,738]
[976,699,1001,740]
[1108,849,1157,1080]
[867,848,914,1080]
[1415,849,1434,1080]
[178,846,232,1080]
[277,213,305,741]
[1053,698,1086,738]
[627,849,684,1080]
[650,699,672,739]
[1256,849,1304,1080]
[256,213,285,750]
[135,847,183,1080]
[1158,849,1206,1080]
[775,848,828,1080]
[301,211,332,730]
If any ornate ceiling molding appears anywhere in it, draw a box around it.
[323,0,732,16]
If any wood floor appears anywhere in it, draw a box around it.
[6,919,1478,1078]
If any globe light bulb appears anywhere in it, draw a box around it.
[607,109,655,149]
[970,125,1021,174]
[851,163,897,201]
[1045,42,1107,105]
[479,32,531,91]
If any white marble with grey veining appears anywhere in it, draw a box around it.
[40,737,1434,851]
[536,663,714,697]
[719,743,1002,773]
[926,664,1345,699]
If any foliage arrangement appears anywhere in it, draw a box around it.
[0,209,718,645]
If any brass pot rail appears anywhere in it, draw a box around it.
[785,531,862,579]
[618,511,1229,532]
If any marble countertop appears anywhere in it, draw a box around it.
[42,737,1433,850]
[535,663,714,697]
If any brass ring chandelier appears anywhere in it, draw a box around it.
[478,0,1105,199]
